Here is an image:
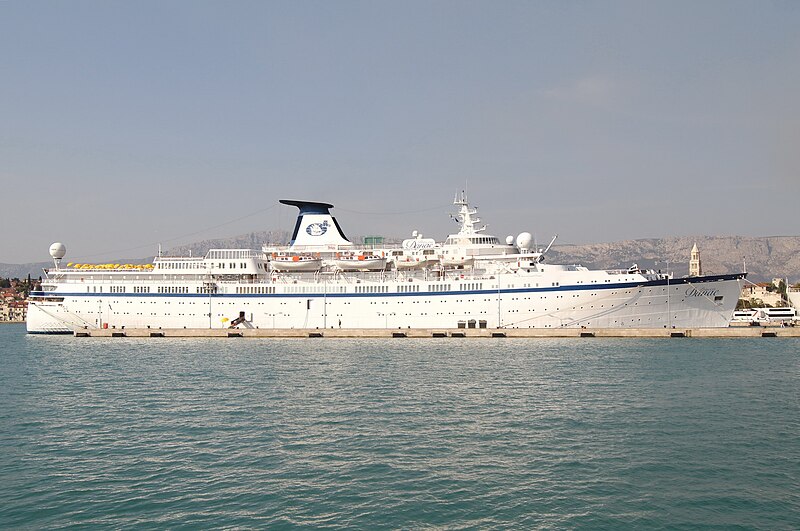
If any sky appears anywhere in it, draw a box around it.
[2,1,799,264]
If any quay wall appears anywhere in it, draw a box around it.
[72,327,800,338]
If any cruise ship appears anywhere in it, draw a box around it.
[789,286,800,313]
[27,193,746,333]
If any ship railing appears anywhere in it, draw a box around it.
[153,255,206,261]
[42,274,218,285]
[50,266,158,273]
[605,268,672,280]
[204,249,262,260]
[215,277,272,285]
[605,268,659,275]
[265,243,407,253]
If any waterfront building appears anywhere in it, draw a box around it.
[0,300,27,322]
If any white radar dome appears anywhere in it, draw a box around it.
[516,232,532,250]
[505,235,514,245]
[49,242,66,259]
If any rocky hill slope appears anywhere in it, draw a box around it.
[549,235,800,282]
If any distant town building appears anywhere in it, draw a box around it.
[0,285,28,322]
[740,283,783,307]
[689,242,702,277]
[0,300,27,321]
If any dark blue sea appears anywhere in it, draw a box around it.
[1,323,798,529]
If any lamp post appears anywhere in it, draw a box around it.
[657,259,671,329]
[497,276,502,328]
[660,258,673,329]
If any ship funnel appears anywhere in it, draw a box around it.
[280,200,353,248]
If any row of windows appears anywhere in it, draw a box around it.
[281,285,348,294]
[390,249,437,256]
[214,262,251,269]
[236,286,277,294]
[158,262,203,270]
[444,237,500,245]
[158,286,189,294]
[207,250,254,259]
[355,285,389,293]
[428,284,452,292]
[94,285,536,295]
[76,281,683,297]
[398,285,420,293]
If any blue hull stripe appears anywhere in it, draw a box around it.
[32,273,745,300]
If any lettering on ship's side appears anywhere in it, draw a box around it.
[402,238,436,250]
[685,287,720,298]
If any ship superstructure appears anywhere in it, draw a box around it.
[28,194,745,333]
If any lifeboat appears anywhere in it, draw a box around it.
[332,253,387,271]
[270,254,322,271]
[440,255,474,267]
[394,256,437,269]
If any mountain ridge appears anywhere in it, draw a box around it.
[4,233,798,283]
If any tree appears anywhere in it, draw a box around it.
[0,277,10,289]
[20,274,32,297]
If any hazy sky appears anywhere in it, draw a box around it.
[2,1,799,264]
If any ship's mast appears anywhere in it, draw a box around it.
[451,190,486,235]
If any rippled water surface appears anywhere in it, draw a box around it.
[1,323,798,529]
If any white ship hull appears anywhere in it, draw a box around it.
[788,288,800,312]
[27,273,744,333]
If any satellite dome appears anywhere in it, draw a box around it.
[516,232,533,250]
[505,235,514,245]
[49,242,66,259]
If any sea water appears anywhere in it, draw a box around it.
[1,323,798,529]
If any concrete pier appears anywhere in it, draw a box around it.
[74,326,800,338]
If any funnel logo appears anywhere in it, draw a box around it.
[306,221,329,236]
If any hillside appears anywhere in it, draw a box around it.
[4,234,799,283]
[549,235,800,283]
[165,230,291,258]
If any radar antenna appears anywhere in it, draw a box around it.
[49,242,66,270]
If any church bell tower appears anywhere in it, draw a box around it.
[689,242,702,277]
